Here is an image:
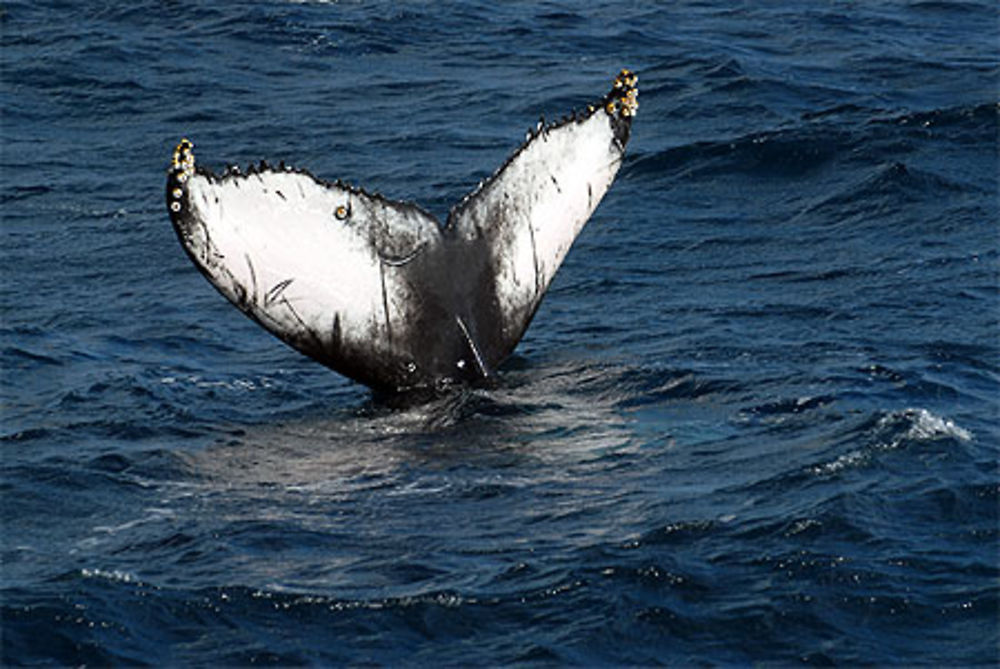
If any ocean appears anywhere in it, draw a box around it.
[2,0,998,664]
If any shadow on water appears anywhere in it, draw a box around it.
[176,355,649,489]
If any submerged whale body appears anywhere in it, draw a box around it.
[166,70,638,393]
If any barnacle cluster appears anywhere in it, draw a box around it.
[169,138,195,212]
[605,68,639,118]
[171,138,196,182]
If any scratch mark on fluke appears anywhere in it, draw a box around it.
[264,278,294,307]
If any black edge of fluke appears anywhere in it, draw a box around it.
[165,138,197,242]
[165,137,440,227]
[448,68,639,222]
[164,69,639,395]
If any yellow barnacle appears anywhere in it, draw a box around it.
[606,100,617,115]
[625,90,638,108]
[172,187,183,199]
[171,138,196,178]
[335,204,349,220]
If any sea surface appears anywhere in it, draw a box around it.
[2,1,998,665]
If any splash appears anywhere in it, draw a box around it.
[811,408,972,476]
[876,407,973,445]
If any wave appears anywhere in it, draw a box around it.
[625,102,996,186]
[799,160,984,225]
[808,407,972,476]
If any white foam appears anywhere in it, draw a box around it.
[811,449,867,475]
[811,408,971,476]
[81,568,138,584]
[885,408,972,442]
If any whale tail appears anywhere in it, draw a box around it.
[166,70,638,392]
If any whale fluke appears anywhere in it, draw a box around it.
[166,69,638,393]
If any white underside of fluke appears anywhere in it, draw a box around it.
[180,170,436,361]
[449,109,624,344]
[167,70,637,391]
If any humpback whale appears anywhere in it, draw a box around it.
[166,69,638,393]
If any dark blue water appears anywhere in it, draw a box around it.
[2,1,998,665]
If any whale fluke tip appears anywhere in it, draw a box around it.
[606,68,639,119]
[170,138,195,180]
